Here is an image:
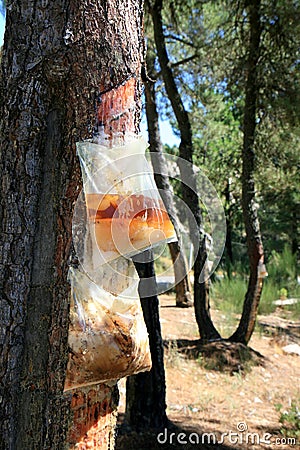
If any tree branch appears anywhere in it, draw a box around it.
[154,54,199,80]
[171,53,199,69]
[165,33,197,48]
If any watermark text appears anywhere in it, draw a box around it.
[157,423,298,446]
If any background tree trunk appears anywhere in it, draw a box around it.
[229,0,265,345]
[224,177,234,277]
[125,250,168,431]
[144,57,192,308]
[0,1,144,448]
[150,0,220,340]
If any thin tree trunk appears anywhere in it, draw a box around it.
[0,1,144,448]
[168,241,192,307]
[125,250,168,431]
[150,0,220,340]
[230,0,265,345]
[291,209,298,256]
[224,177,234,276]
[144,59,192,307]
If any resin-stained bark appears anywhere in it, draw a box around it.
[67,383,119,449]
[0,1,143,449]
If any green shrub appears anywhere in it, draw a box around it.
[258,279,278,315]
[267,245,297,291]
[275,400,300,439]
[211,276,247,315]
[213,245,299,318]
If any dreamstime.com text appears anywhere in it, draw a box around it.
[157,422,298,446]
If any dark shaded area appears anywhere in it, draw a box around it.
[116,416,239,450]
[163,339,266,374]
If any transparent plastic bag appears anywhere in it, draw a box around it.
[64,267,151,391]
[74,135,176,267]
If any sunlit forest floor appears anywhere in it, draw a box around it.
[116,294,300,450]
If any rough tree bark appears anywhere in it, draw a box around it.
[0,1,144,449]
[229,0,266,345]
[144,54,192,308]
[149,0,220,340]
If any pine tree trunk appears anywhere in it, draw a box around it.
[168,241,193,307]
[125,251,168,431]
[0,1,144,448]
[229,0,265,345]
[150,0,220,340]
[224,178,234,268]
[224,177,234,278]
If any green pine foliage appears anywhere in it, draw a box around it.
[152,0,300,271]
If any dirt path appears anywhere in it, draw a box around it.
[116,294,300,450]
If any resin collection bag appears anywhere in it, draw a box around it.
[64,268,151,391]
[74,135,176,268]
[65,135,176,390]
